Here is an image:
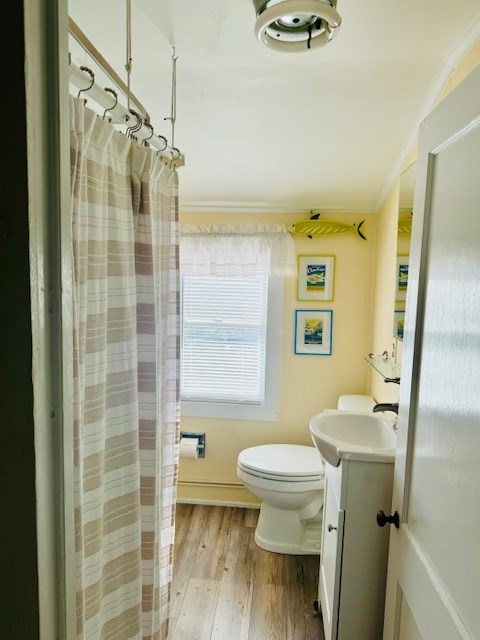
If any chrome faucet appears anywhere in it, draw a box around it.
[372,402,399,415]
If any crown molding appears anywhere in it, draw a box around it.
[179,201,375,215]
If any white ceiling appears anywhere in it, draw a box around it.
[68,0,480,213]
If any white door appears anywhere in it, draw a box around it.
[383,65,480,639]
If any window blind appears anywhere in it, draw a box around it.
[181,275,269,404]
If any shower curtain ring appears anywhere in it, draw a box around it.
[170,147,181,168]
[141,123,154,145]
[155,136,168,154]
[125,109,143,137]
[169,147,181,170]
[77,66,95,102]
[131,117,144,138]
[102,88,118,119]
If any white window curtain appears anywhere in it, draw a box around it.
[179,223,294,419]
[179,223,297,277]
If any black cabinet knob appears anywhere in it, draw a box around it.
[376,510,400,529]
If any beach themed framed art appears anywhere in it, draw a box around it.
[294,310,333,356]
[297,255,335,302]
[395,255,409,301]
[393,310,405,341]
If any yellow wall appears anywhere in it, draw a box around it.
[368,38,480,399]
[178,211,377,504]
[369,182,400,404]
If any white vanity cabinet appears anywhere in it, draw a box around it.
[319,457,394,640]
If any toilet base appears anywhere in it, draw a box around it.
[254,501,323,555]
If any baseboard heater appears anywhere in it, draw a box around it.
[176,479,260,509]
[178,479,244,489]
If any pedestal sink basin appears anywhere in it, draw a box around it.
[309,410,397,467]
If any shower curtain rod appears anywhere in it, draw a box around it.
[69,20,184,167]
[69,18,148,119]
[70,62,184,166]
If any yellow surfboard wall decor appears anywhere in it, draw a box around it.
[287,215,367,240]
[397,218,412,236]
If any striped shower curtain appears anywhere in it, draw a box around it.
[70,96,180,639]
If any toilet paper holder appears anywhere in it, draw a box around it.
[180,431,206,458]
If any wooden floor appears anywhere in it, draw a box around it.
[169,504,324,640]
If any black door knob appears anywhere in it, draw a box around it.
[376,510,400,529]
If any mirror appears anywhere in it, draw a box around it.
[394,163,415,341]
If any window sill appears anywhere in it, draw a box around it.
[181,400,279,422]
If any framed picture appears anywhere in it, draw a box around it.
[297,255,335,302]
[393,310,405,341]
[395,255,409,301]
[294,310,333,356]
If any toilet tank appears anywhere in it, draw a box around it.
[337,394,376,412]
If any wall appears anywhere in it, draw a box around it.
[436,39,480,105]
[369,38,480,401]
[178,211,377,504]
[369,183,400,404]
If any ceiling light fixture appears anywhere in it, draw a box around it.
[253,0,341,52]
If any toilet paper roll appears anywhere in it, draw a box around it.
[179,437,199,459]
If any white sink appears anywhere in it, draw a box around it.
[309,410,397,467]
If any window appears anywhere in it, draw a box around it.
[181,275,282,421]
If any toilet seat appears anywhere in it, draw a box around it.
[237,465,324,493]
[238,444,324,482]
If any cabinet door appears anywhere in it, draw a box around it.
[319,474,344,640]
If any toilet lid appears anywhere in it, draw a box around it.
[238,444,324,478]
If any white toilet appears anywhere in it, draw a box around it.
[237,394,378,555]
[237,443,325,554]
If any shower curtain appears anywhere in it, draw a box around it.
[70,96,180,639]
